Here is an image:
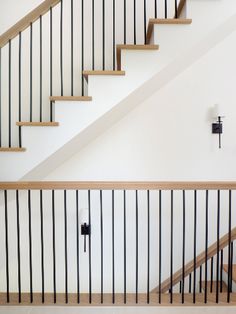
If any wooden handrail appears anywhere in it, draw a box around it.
[177,0,187,18]
[0,0,61,48]
[151,227,236,293]
[1,181,236,190]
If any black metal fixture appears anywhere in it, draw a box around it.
[80,209,90,252]
[212,104,224,149]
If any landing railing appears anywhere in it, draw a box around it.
[0,181,235,306]
[0,0,186,150]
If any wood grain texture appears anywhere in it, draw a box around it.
[0,292,235,306]
[223,265,236,283]
[152,228,236,293]
[177,0,187,18]
[50,96,92,102]
[0,0,61,48]
[1,182,236,190]
[83,70,125,81]
[146,18,192,44]
[202,281,228,293]
[116,44,159,70]
[16,122,59,126]
[0,147,26,152]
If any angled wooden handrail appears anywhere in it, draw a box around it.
[0,0,61,48]
[1,181,236,190]
[177,0,187,18]
[151,227,236,293]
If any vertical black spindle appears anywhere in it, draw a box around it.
[134,0,136,44]
[71,0,74,96]
[88,190,92,303]
[30,24,33,122]
[230,243,233,292]
[16,190,21,303]
[136,190,139,304]
[4,191,9,303]
[154,0,157,18]
[227,190,232,302]
[165,0,167,18]
[39,16,43,122]
[60,0,63,96]
[216,190,220,303]
[9,40,12,146]
[28,190,33,303]
[40,190,45,303]
[92,0,95,70]
[64,190,68,303]
[210,257,214,293]
[204,190,209,303]
[81,0,84,96]
[159,190,162,304]
[179,281,182,293]
[182,190,186,303]
[52,190,56,303]
[100,190,104,304]
[175,0,178,18]
[102,0,105,70]
[144,0,147,44]
[113,0,116,70]
[76,190,80,303]
[147,190,150,304]
[124,190,126,304]
[112,190,115,303]
[189,274,192,293]
[18,33,22,147]
[170,190,173,303]
[199,265,202,293]
[50,7,53,122]
[220,249,223,292]
[124,0,126,44]
[193,190,197,303]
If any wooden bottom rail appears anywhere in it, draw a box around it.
[0,293,236,306]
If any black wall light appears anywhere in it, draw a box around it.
[80,208,90,252]
[212,104,224,149]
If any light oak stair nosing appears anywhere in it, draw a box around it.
[0,147,26,152]
[83,70,125,81]
[16,122,59,127]
[50,96,92,102]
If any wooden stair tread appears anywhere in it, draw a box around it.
[223,265,236,283]
[50,96,92,102]
[201,281,228,293]
[16,122,59,127]
[0,147,26,152]
[147,18,192,44]
[116,44,159,70]
[83,70,125,81]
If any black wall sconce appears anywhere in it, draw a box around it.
[212,104,224,149]
[80,208,90,252]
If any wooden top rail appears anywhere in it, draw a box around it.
[1,181,236,190]
[0,0,61,48]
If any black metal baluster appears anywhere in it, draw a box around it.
[154,0,157,18]
[39,16,43,122]
[227,190,232,302]
[179,281,182,293]
[124,190,126,304]
[189,274,192,293]
[88,190,92,303]
[113,0,116,70]
[136,190,139,303]
[147,190,150,304]
[52,190,56,303]
[199,265,202,293]
[144,0,147,44]
[9,40,12,147]
[134,0,136,44]
[81,0,84,96]
[204,190,209,303]
[170,190,173,303]
[112,190,115,303]
[16,190,21,303]
[0,47,1,147]
[4,191,9,303]
[60,0,63,96]
[30,24,33,122]
[19,33,22,147]
[28,190,33,303]
[159,190,162,304]
[71,0,74,96]
[102,0,105,70]
[100,190,104,304]
[76,190,80,303]
[40,190,45,303]
[165,0,167,18]
[124,0,126,44]
[64,190,68,303]
[50,7,53,122]
[193,190,197,303]
[182,190,186,303]
[220,249,223,292]
[92,0,95,70]
[216,190,220,303]
[230,242,233,292]
[210,257,214,293]
[175,0,178,18]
